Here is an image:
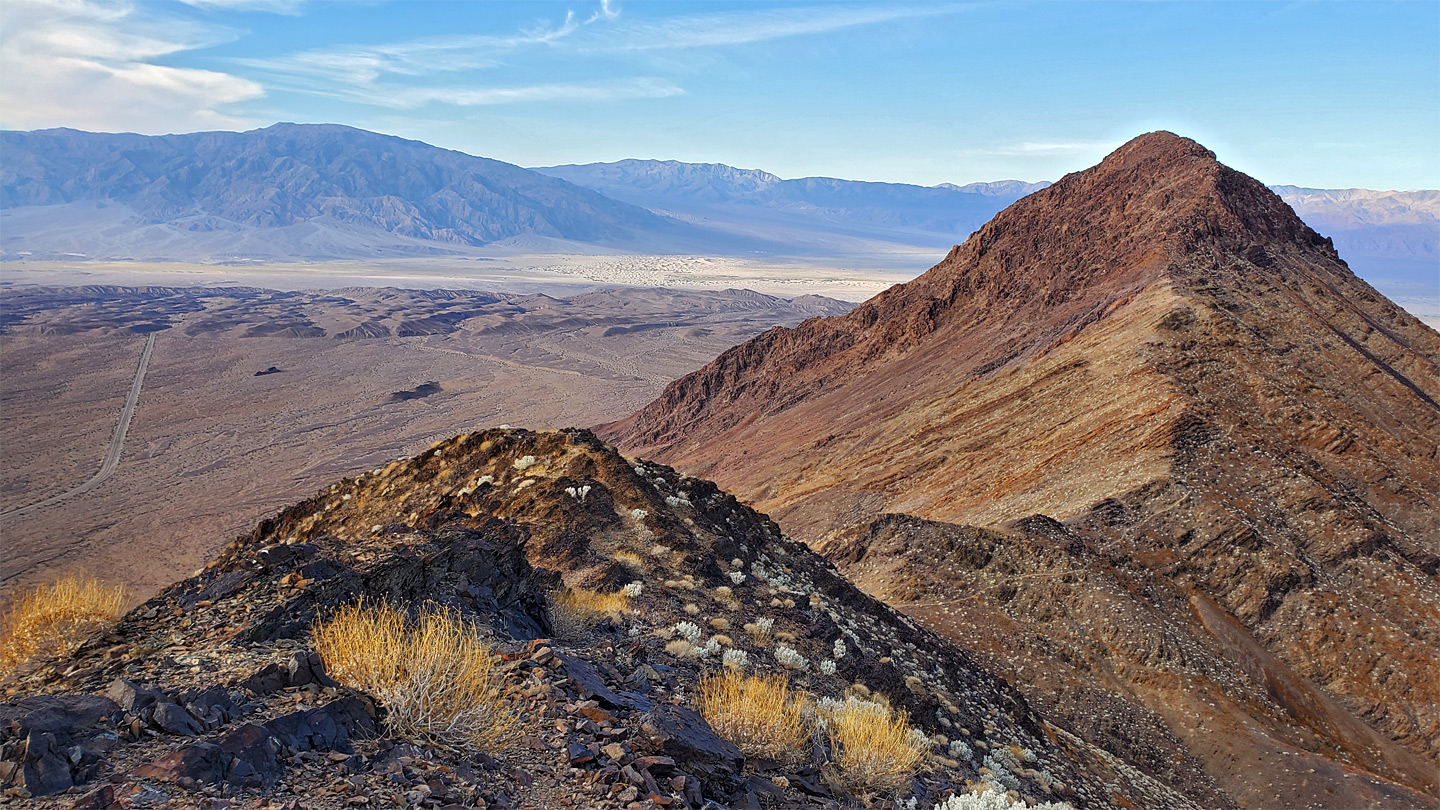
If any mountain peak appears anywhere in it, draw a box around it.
[600,131,1440,807]
[1100,130,1217,170]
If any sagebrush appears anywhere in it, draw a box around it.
[697,671,813,764]
[313,602,519,751]
[819,696,928,795]
[0,575,126,676]
[548,587,630,639]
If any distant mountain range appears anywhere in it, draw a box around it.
[0,124,724,260]
[1268,185,1438,286]
[1,124,1435,291]
[533,159,1049,259]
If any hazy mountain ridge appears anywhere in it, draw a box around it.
[1268,185,1438,284]
[2,126,1435,288]
[0,124,726,259]
[541,159,1437,285]
[534,159,1050,244]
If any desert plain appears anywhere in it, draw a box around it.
[0,256,871,602]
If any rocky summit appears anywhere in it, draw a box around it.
[603,133,1440,808]
[2,428,1200,809]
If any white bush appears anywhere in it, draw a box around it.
[728,571,746,584]
[948,738,973,761]
[622,582,644,598]
[833,639,847,660]
[674,621,702,644]
[722,648,749,669]
[819,659,837,676]
[982,752,1021,790]
[631,508,648,521]
[774,644,808,670]
[932,786,1073,809]
[513,455,537,470]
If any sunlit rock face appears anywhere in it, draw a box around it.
[604,132,1440,809]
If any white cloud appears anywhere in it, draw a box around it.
[237,2,683,111]
[238,5,603,89]
[384,78,684,109]
[596,3,959,51]
[0,0,263,133]
[176,0,305,13]
[239,3,953,112]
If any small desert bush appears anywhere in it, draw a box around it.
[697,671,813,764]
[613,549,645,569]
[666,639,701,659]
[548,587,629,639]
[933,786,1074,809]
[744,616,774,641]
[1,576,126,675]
[313,602,518,751]
[818,696,927,795]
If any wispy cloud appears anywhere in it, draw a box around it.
[310,77,685,110]
[240,2,957,111]
[238,4,608,89]
[0,0,262,132]
[176,0,306,14]
[596,3,960,51]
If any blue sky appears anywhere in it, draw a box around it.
[2,1,1436,189]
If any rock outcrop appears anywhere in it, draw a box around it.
[602,133,1440,808]
[2,428,1198,808]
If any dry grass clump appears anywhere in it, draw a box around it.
[548,587,629,640]
[313,602,518,751]
[665,639,701,659]
[1,576,126,676]
[818,697,927,795]
[697,671,813,764]
[613,549,645,569]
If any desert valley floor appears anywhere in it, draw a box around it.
[0,280,852,601]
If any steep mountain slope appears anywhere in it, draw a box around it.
[602,133,1440,807]
[0,125,725,260]
[534,159,1049,256]
[2,428,1199,809]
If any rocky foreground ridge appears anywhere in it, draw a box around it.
[602,133,1440,808]
[2,429,1197,809]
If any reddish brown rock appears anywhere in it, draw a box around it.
[603,132,1440,808]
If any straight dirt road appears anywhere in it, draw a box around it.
[0,332,156,523]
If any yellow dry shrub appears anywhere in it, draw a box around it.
[613,549,645,569]
[697,671,813,764]
[818,696,927,795]
[548,588,628,640]
[0,576,126,676]
[313,602,519,751]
